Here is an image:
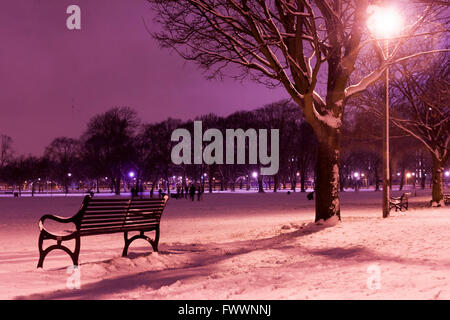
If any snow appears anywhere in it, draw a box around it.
[0,189,449,300]
[313,108,342,129]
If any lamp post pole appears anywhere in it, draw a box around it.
[382,39,390,218]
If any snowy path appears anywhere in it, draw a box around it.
[0,190,448,299]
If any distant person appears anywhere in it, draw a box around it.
[158,188,163,199]
[150,188,154,198]
[307,191,314,200]
[197,186,202,201]
[189,184,196,201]
[185,186,189,199]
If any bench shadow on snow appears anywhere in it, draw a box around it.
[15,223,408,300]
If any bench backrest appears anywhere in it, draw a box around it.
[74,196,169,236]
[402,192,411,201]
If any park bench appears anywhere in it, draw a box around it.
[389,192,411,212]
[37,195,169,268]
[445,194,450,204]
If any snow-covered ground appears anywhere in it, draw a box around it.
[0,189,448,300]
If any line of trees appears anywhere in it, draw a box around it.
[0,99,444,198]
[0,101,315,195]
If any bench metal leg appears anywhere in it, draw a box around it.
[37,233,80,268]
[122,229,159,257]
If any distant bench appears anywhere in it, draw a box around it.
[445,194,450,204]
[389,192,411,212]
[37,195,169,268]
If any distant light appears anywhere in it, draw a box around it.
[105,177,108,180]
[397,173,401,176]
[172,175,175,179]
[406,173,411,178]
[204,173,207,177]
[128,172,135,178]
[445,171,450,177]
[412,173,415,176]
[38,178,41,181]
[367,5,403,39]
[361,173,365,177]
[296,172,300,177]
[252,172,258,178]
[353,172,360,178]
[67,173,72,177]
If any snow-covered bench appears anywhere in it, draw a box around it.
[389,192,411,212]
[37,195,169,268]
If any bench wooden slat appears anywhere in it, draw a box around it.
[84,206,128,210]
[80,225,159,236]
[87,200,130,203]
[81,216,160,225]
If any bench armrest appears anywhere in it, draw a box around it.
[38,214,76,232]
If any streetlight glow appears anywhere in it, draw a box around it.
[128,171,135,178]
[367,5,403,39]
[252,172,258,178]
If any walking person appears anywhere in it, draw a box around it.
[189,184,196,201]
[197,186,202,201]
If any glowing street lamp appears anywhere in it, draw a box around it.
[445,171,450,178]
[128,171,135,178]
[406,172,411,186]
[367,5,403,218]
[252,172,258,178]
[367,6,403,39]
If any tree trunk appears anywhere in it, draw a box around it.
[314,129,341,222]
[258,176,264,193]
[300,171,306,192]
[431,156,444,205]
[374,166,380,191]
[420,159,426,190]
[399,168,405,191]
[115,177,121,195]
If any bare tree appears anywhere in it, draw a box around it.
[81,107,140,195]
[359,51,449,205]
[44,137,80,194]
[149,0,448,221]
[0,135,13,168]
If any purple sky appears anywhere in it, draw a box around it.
[0,0,286,156]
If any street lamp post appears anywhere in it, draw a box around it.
[367,5,403,218]
[382,38,390,218]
